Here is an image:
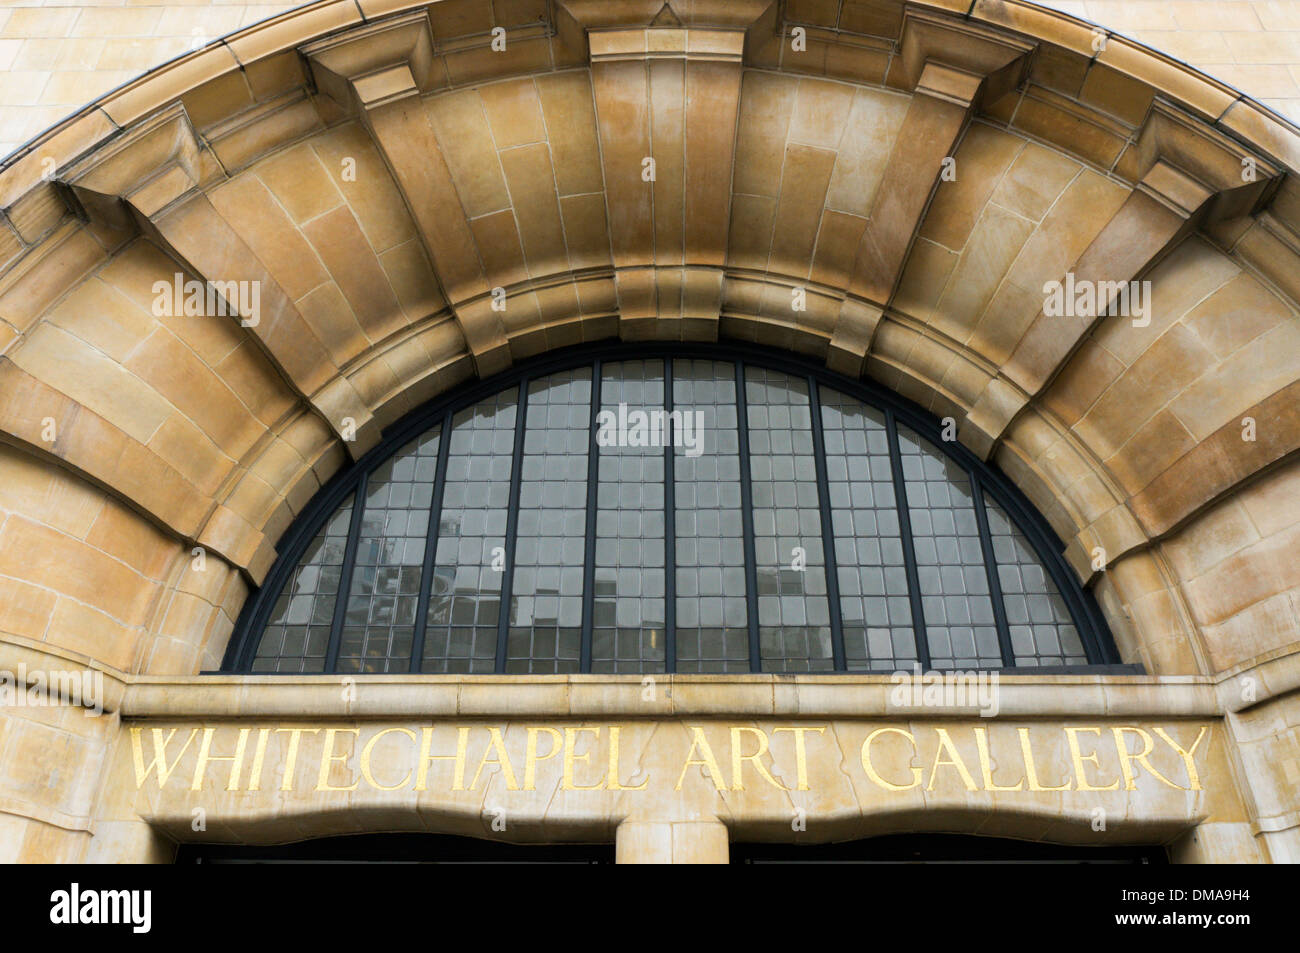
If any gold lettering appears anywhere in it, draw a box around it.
[415,725,470,791]
[1017,727,1070,791]
[973,727,1023,791]
[1153,725,1209,792]
[928,727,978,791]
[562,726,604,791]
[316,727,360,791]
[470,726,520,791]
[275,727,321,791]
[1065,726,1119,791]
[607,726,648,791]
[524,726,563,790]
[860,727,921,791]
[247,727,271,792]
[125,719,1211,802]
[190,726,251,792]
[1111,727,1178,790]
[773,726,825,791]
[130,727,199,788]
[360,727,416,791]
[730,726,786,791]
[676,726,726,791]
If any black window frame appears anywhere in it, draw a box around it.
[221,341,1127,675]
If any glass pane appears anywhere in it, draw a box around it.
[590,361,667,673]
[673,359,749,673]
[252,496,353,673]
[896,425,1002,669]
[819,388,916,672]
[984,494,1087,667]
[422,390,517,673]
[505,369,591,674]
[245,354,1102,676]
[337,429,439,673]
[744,366,833,673]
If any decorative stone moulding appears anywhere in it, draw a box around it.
[0,0,1290,681]
[61,105,208,232]
[1,0,1300,866]
[962,92,1288,472]
[0,0,1293,246]
[1133,100,1283,224]
[587,28,746,64]
[302,12,438,112]
[559,0,775,30]
[896,7,1034,108]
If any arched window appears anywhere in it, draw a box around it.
[224,345,1119,675]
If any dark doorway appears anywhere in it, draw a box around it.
[731,834,1167,863]
[176,832,613,864]
[176,831,1165,864]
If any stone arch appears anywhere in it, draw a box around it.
[1,0,1299,862]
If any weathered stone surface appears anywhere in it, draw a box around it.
[0,0,1298,863]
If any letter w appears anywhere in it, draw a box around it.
[131,727,199,788]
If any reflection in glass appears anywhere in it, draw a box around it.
[592,361,666,673]
[744,367,833,672]
[245,355,1106,675]
[673,359,749,672]
[254,496,354,673]
[897,425,1001,669]
[335,431,439,673]
[422,391,515,673]
[505,369,591,673]
[820,390,916,671]
[985,494,1087,667]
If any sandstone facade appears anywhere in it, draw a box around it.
[0,0,1297,863]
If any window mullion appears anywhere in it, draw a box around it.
[579,360,602,674]
[234,346,1119,678]
[409,411,453,674]
[325,470,369,673]
[971,472,1016,668]
[884,410,930,671]
[807,377,846,671]
[734,360,761,673]
[495,378,531,674]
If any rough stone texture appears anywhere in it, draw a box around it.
[0,0,1297,863]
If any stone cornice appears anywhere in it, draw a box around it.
[60,104,208,229]
[10,624,1297,719]
[1135,99,1284,223]
[120,673,1222,720]
[897,6,1034,108]
[0,0,1296,238]
[301,11,437,112]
